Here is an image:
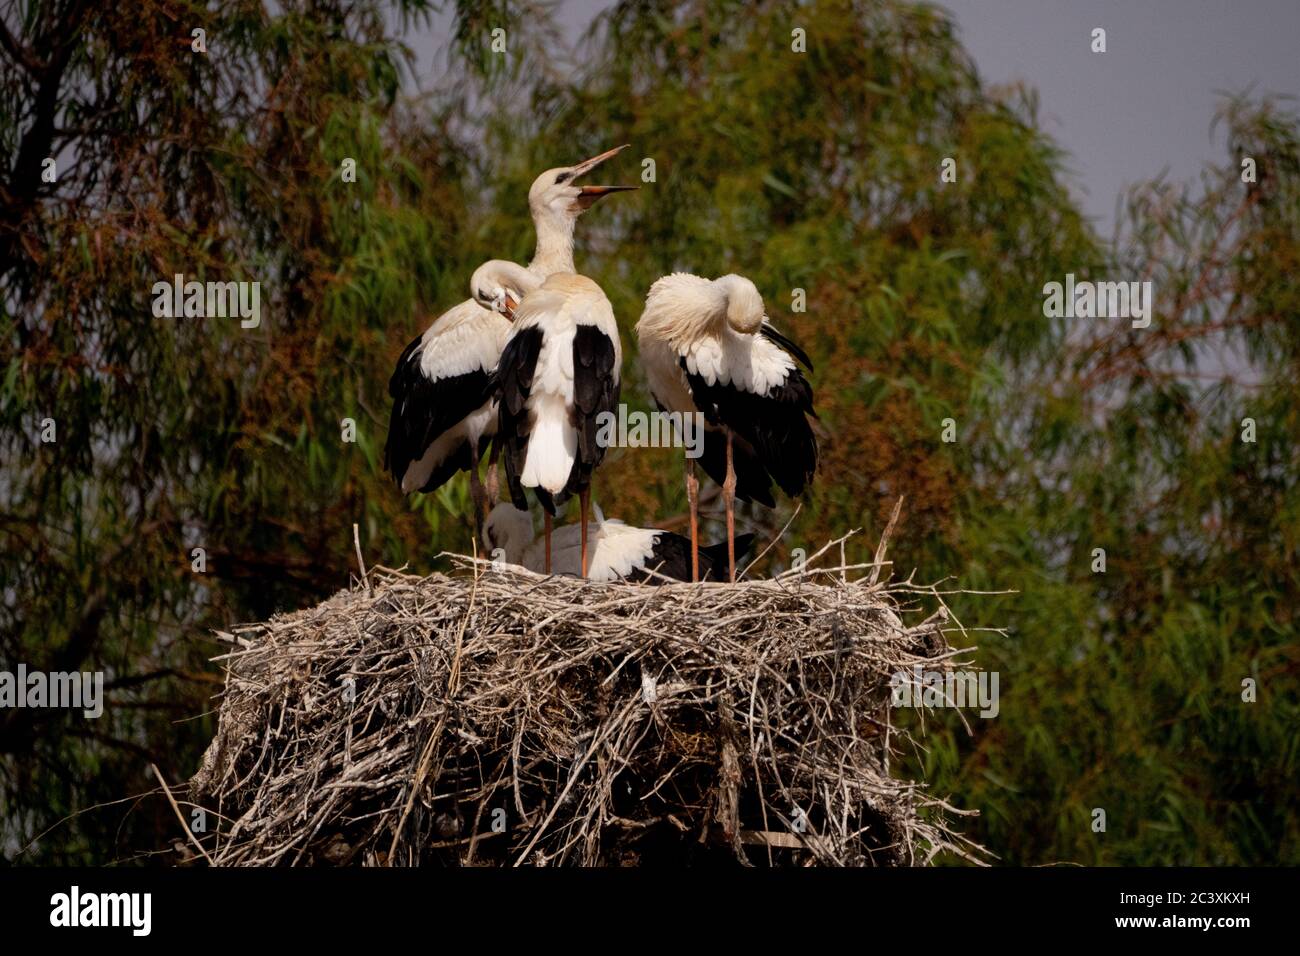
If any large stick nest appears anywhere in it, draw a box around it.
[191,538,990,867]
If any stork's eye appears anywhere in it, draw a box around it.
[554,172,571,184]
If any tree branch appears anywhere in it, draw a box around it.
[0,13,41,75]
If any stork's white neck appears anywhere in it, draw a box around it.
[471,259,539,304]
[528,213,577,277]
[714,274,765,334]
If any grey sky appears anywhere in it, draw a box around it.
[404,1,1300,234]
[940,0,1300,234]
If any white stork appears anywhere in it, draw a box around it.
[483,503,755,583]
[468,259,537,320]
[635,273,817,582]
[383,146,634,528]
[495,272,622,577]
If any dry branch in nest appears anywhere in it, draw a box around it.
[191,532,992,867]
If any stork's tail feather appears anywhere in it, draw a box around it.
[520,395,578,494]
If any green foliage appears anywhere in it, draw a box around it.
[1,0,1295,865]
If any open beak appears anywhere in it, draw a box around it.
[574,184,638,210]
[570,144,630,178]
[569,144,638,210]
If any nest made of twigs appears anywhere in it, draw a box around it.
[189,535,991,867]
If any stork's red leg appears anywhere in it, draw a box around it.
[685,457,700,582]
[544,511,553,575]
[724,429,737,583]
[580,489,590,578]
[485,441,501,504]
[469,461,486,546]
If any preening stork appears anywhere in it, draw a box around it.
[495,271,623,577]
[468,259,536,320]
[383,146,634,528]
[483,503,755,583]
[635,273,817,582]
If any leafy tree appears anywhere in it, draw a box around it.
[1,0,478,862]
[929,92,1300,865]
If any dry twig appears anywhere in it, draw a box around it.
[190,537,992,867]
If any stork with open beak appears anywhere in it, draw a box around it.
[523,144,639,278]
[384,147,636,537]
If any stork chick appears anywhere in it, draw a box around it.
[483,503,754,583]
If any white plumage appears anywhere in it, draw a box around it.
[415,301,512,383]
[384,146,634,524]
[635,272,817,582]
[395,302,511,493]
[483,503,659,580]
[511,277,621,495]
[535,521,659,581]
[638,272,797,401]
[521,394,576,491]
[497,272,623,576]
[482,503,748,582]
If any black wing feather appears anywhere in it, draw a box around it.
[566,325,620,502]
[695,427,777,507]
[649,397,775,507]
[496,326,545,511]
[384,332,496,492]
[683,358,818,499]
[495,324,619,514]
[627,531,756,584]
[699,532,756,581]
[759,321,814,373]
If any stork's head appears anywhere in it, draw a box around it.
[482,503,535,564]
[715,274,765,335]
[470,260,538,318]
[528,145,637,230]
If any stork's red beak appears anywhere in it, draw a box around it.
[570,144,630,177]
[574,184,638,210]
[569,145,638,211]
